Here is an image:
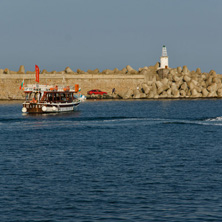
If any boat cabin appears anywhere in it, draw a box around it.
[42,91,76,103]
[24,84,80,104]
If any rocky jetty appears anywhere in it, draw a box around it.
[117,65,222,99]
[0,64,222,100]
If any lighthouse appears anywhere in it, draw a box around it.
[160,45,169,69]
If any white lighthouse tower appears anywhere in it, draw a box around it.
[160,45,169,69]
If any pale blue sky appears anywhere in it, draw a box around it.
[0,0,222,73]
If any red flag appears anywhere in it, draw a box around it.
[35,65,39,82]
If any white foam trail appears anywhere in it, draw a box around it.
[102,118,160,122]
[206,117,222,121]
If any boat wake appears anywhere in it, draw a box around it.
[1,115,222,131]
[205,116,222,122]
[163,116,222,126]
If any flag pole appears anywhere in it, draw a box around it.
[35,65,40,102]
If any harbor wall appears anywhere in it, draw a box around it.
[0,73,145,100]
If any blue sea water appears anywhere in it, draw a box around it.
[0,99,222,222]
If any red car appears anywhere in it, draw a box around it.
[87,89,107,95]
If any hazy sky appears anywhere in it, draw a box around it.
[0,0,222,73]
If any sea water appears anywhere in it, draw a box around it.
[0,99,222,221]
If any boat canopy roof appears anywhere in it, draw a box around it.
[24,84,77,93]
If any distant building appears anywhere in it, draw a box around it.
[159,45,169,69]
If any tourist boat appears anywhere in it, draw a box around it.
[22,84,81,113]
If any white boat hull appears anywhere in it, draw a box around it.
[22,101,80,113]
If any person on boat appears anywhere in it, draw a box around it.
[31,97,37,103]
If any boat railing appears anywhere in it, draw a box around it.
[24,84,77,92]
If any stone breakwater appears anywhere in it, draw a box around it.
[119,65,222,99]
[0,64,222,100]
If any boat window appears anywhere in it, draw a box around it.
[39,92,42,101]
[52,93,56,102]
[25,93,31,101]
[66,93,72,101]
[41,92,47,102]
[29,92,35,101]
[61,93,66,102]
[56,93,60,101]
[48,93,53,102]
